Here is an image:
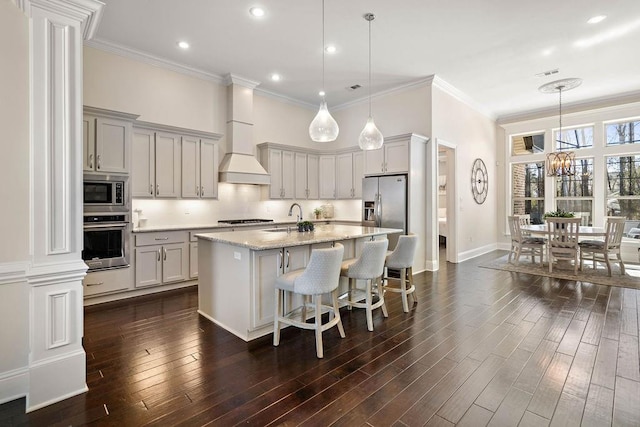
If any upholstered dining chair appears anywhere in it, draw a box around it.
[383,233,418,313]
[508,216,545,266]
[340,238,389,332]
[579,216,626,276]
[273,243,344,359]
[546,217,581,274]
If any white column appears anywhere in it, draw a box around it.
[14,0,103,412]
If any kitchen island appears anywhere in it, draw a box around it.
[196,224,402,341]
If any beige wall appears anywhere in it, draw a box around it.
[432,85,498,254]
[0,0,30,262]
[253,94,315,150]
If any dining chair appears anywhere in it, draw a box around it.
[546,217,581,274]
[273,243,345,359]
[517,213,532,237]
[339,239,389,332]
[507,216,545,266]
[579,216,626,276]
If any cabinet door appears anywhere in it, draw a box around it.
[384,141,409,174]
[268,149,283,199]
[189,242,198,279]
[131,128,155,198]
[251,248,282,329]
[199,138,218,199]
[294,152,308,199]
[352,151,364,198]
[364,147,385,175]
[83,267,130,297]
[135,245,162,288]
[95,117,129,173]
[155,132,181,198]
[336,153,353,199]
[82,115,96,172]
[181,135,200,198]
[281,150,295,199]
[162,242,188,283]
[307,154,319,200]
[319,155,336,199]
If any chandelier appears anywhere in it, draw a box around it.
[538,78,582,176]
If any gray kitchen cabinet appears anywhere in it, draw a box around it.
[83,266,132,297]
[131,128,180,198]
[319,155,336,199]
[364,140,409,176]
[294,152,319,199]
[182,136,219,199]
[83,107,138,174]
[134,231,188,288]
[261,147,295,199]
[336,150,364,199]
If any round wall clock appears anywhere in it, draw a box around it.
[471,158,488,204]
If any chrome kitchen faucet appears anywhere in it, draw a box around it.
[288,203,303,223]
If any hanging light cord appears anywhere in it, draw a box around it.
[558,85,563,143]
[367,15,372,117]
[322,0,325,98]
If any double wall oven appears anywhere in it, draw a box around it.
[83,174,130,271]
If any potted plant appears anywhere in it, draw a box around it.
[297,221,314,232]
[313,207,323,219]
[543,209,575,218]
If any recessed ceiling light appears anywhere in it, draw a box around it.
[587,15,606,24]
[177,41,190,49]
[542,48,554,56]
[325,45,337,54]
[271,74,281,82]
[250,7,265,17]
[318,90,326,97]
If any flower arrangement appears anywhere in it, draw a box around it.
[543,209,575,218]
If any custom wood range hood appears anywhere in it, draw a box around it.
[218,74,271,185]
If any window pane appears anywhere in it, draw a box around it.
[556,200,593,226]
[607,198,640,220]
[512,162,545,198]
[606,155,640,196]
[606,120,640,146]
[555,158,593,197]
[555,126,593,150]
[513,199,545,224]
[511,133,544,156]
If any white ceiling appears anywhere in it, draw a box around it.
[91,0,640,120]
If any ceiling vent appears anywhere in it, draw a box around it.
[347,84,362,91]
[536,68,559,78]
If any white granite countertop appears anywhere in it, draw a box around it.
[132,219,360,233]
[195,224,402,250]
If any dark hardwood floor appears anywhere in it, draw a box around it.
[2,250,639,426]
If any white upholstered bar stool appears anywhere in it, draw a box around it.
[339,239,389,332]
[383,234,419,313]
[273,243,345,359]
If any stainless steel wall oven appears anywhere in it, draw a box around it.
[83,214,130,270]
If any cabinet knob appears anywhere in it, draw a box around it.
[88,153,94,169]
[201,186,204,197]
[149,184,153,195]
[156,184,159,195]
[96,154,102,170]
[157,248,161,261]
[163,247,167,261]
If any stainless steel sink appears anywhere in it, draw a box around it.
[263,227,291,233]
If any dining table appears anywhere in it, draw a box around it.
[521,224,605,238]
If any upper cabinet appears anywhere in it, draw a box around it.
[336,150,364,199]
[131,121,221,199]
[83,107,138,174]
[294,152,319,200]
[364,140,409,176]
[319,155,336,199]
[259,147,295,199]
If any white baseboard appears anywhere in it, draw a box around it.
[84,280,196,306]
[26,350,87,412]
[0,367,28,405]
[458,243,500,263]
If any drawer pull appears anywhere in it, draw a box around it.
[155,237,169,240]
[86,282,104,287]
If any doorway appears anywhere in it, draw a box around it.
[437,140,458,263]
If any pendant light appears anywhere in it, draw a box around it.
[538,78,582,176]
[358,13,384,151]
[309,0,339,142]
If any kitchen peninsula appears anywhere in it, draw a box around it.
[196,224,402,341]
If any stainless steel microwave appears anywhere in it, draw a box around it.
[83,174,129,213]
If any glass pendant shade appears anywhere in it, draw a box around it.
[309,100,339,142]
[358,116,384,150]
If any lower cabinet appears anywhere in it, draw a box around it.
[83,266,132,297]
[134,231,188,288]
[250,245,310,330]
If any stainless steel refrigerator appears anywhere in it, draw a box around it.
[362,174,407,248]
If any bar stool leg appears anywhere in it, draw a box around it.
[379,277,388,318]
[315,296,323,358]
[365,279,374,332]
[407,267,416,306]
[332,290,345,338]
[273,288,281,346]
[400,268,409,313]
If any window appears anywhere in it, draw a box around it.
[555,158,594,225]
[512,162,545,224]
[606,155,640,220]
[555,125,593,150]
[511,133,544,156]
[606,119,640,146]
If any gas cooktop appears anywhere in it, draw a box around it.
[217,219,274,225]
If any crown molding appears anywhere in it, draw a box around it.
[223,73,260,89]
[253,87,317,110]
[332,77,434,111]
[15,0,104,40]
[431,75,496,120]
[497,90,640,125]
[85,38,226,84]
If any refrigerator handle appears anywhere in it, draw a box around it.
[376,193,382,227]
